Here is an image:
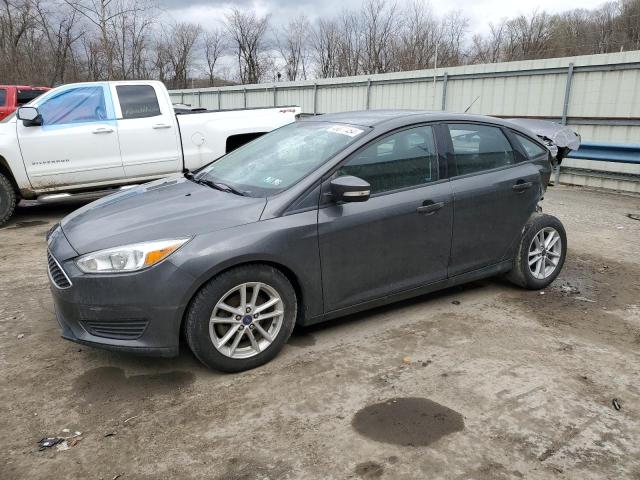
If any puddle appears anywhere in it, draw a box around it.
[352,397,464,446]
[4,220,48,229]
[73,366,194,405]
[355,461,384,478]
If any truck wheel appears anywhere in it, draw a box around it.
[184,264,297,373]
[506,213,567,290]
[0,173,17,227]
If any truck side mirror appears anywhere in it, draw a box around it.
[17,106,42,127]
[330,176,371,203]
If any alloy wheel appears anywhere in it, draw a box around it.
[209,282,284,359]
[527,227,562,280]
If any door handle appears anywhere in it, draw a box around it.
[92,127,113,134]
[152,123,172,129]
[417,201,444,215]
[512,181,533,192]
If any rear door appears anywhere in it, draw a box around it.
[17,84,124,189]
[113,83,181,178]
[318,125,453,312]
[445,122,542,277]
[0,87,10,120]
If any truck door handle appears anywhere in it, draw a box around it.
[92,127,113,134]
[417,201,444,215]
[512,181,533,192]
[152,123,172,129]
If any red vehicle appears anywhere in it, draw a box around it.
[0,85,50,121]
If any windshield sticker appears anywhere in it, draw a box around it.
[327,125,364,137]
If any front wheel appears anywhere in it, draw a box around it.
[506,213,567,290]
[184,264,297,372]
[0,173,17,227]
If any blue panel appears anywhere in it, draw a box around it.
[568,142,640,164]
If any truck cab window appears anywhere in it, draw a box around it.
[117,85,161,119]
[38,86,108,126]
[0,89,6,106]
[17,89,45,106]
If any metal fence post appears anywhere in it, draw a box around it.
[441,72,448,111]
[313,83,318,115]
[366,79,372,110]
[273,85,277,107]
[217,90,221,110]
[561,63,574,125]
[196,90,201,108]
[243,88,247,109]
[180,92,184,104]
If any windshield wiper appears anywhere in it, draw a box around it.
[196,178,246,196]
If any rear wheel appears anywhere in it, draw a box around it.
[506,213,567,289]
[184,264,297,372]
[0,173,17,227]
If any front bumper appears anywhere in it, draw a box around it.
[47,228,195,357]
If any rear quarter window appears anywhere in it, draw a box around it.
[514,133,548,159]
[116,85,162,119]
[17,89,46,106]
[0,89,6,106]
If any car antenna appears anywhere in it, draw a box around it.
[464,96,480,113]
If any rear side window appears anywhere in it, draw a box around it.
[0,89,6,106]
[338,126,438,195]
[514,133,548,158]
[17,89,46,106]
[116,85,161,119]
[448,124,515,176]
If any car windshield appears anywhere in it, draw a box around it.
[196,121,369,197]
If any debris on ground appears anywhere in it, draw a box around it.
[402,356,412,365]
[123,415,139,424]
[612,398,622,411]
[575,296,596,303]
[540,291,545,295]
[104,432,116,438]
[451,300,461,305]
[38,430,83,451]
[559,283,580,295]
[17,333,24,339]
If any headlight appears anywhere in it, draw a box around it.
[75,238,190,274]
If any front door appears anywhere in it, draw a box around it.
[17,84,124,189]
[318,125,453,312]
[445,122,542,276]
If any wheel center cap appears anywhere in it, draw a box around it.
[242,315,253,325]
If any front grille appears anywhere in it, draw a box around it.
[81,319,149,340]
[47,251,72,289]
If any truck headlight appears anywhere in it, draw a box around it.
[75,238,190,273]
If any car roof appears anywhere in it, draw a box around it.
[303,110,524,130]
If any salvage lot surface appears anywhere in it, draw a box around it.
[1,186,639,480]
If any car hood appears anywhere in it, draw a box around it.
[61,175,267,254]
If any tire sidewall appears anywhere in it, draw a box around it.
[519,215,567,289]
[185,265,297,373]
[0,174,17,227]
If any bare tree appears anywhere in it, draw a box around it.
[164,22,201,89]
[311,18,340,78]
[202,28,225,86]
[275,16,309,81]
[360,0,398,74]
[396,0,439,70]
[225,8,270,84]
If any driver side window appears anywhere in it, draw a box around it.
[337,126,438,195]
[38,86,109,126]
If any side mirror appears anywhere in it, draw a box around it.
[330,175,371,203]
[16,106,42,126]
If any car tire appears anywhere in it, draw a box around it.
[506,213,567,290]
[184,264,297,373]
[0,173,17,227]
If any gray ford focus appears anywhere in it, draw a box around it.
[47,111,572,372]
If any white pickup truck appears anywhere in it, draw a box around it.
[0,80,300,225]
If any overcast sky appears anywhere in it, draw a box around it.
[159,0,610,36]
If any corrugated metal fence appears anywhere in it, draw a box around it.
[170,51,640,145]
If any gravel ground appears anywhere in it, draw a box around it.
[0,185,639,480]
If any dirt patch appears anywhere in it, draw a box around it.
[2,220,49,229]
[73,367,195,406]
[355,461,384,478]
[352,397,464,447]
[288,329,316,347]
